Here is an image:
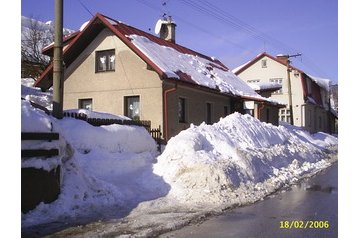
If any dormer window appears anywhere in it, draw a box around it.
[96,49,115,72]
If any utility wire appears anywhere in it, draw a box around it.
[134,0,255,54]
[134,0,331,79]
[77,0,94,17]
[181,0,332,79]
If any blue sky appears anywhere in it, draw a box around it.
[21,0,338,84]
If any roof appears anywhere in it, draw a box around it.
[35,13,278,104]
[247,82,282,92]
[232,52,304,75]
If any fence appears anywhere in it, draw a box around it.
[21,132,61,213]
[63,112,162,151]
[21,132,60,158]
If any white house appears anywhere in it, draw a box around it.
[233,52,337,134]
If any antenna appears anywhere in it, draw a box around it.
[161,0,171,20]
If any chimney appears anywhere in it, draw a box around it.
[276,54,290,65]
[159,16,176,43]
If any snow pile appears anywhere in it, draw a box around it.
[154,113,337,207]
[21,78,53,110]
[21,101,165,228]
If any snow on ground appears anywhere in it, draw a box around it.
[153,113,337,208]
[21,78,337,236]
[22,100,165,229]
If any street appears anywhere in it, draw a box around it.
[160,162,338,238]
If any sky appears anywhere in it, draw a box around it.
[20,0,338,84]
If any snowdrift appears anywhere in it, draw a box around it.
[21,78,337,235]
[21,101,168,228]
[154,113,337,207]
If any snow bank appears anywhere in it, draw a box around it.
[21,78,53,110]
[153,113,337,207]
[21,100,52,132]
[21,101,163,228]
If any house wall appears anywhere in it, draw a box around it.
[238,55,308,128]
[63,28,163,129]
[164,81,232,140]
[254,103,280,126]
[301,103,330,133]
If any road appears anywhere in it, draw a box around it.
[160,162,338,238]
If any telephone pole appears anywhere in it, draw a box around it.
[52,0,64,119]
[286,53,301,125]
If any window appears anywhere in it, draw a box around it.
[124,96,140,120]
[261,59,267,68]
[79,98,93,110]
[96,49,115,72]
[178,97,186,123]
[279,108,291,123]
[269,78,283,94]
[206,103,212,124]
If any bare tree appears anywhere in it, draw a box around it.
[21,17,54,78]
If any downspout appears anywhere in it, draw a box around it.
[163,84,177,141]
[257,102,265,122]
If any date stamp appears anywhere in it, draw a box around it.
[279,220,330,229]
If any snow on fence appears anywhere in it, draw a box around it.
[63,112,151,130]
[21,132,61,213]
[63,112,162,150]
[21,132,60,158]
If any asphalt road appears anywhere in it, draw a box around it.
[160,162,338,238]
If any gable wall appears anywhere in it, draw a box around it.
[63,28,163,129]
[238,56,306,127]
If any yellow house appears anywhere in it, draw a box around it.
[233,52,337,134]
[35,13,283,141]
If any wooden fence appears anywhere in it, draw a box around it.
[21,132,60,158]
[21,132,61,213]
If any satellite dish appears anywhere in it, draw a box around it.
[154,19,163,35]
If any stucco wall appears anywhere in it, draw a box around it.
[238,55,306,127]
[63,29,163,129]
[164,82,232,139]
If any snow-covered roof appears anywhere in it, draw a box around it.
[36,13,278,105]
[129,34,263,99]
[306,74,331,92]
[247,82,282,91]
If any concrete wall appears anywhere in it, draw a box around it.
[63,29,163,129]
[164,82,232,139]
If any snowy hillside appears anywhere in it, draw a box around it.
[21,16,74,41]
[21,79,338,236]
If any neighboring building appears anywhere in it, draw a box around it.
[233,52,337,134]
[35,13,283,141]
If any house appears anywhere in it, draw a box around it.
[233,52,337,134]
[35,13,283,141]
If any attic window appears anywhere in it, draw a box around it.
[95,49,115,72]
[261,59,267,68]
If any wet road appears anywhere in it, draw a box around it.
[160,162,338,238]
